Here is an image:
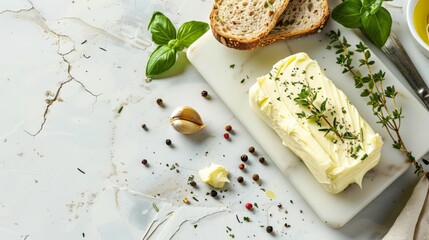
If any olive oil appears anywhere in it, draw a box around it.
[413,0,429,45]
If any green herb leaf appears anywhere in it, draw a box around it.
[332,0,363,28]
[188,175,195,181]
[177,21,210,49]
[361,7,392,47]
[152,202,159,212]
[327,30,425,175]
[368,0,383,14]
[148,12,176,45]
[146,45,177,77]
[332,0,392,47]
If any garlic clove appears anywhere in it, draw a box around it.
[170,106,204,134]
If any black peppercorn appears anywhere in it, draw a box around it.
[189,180,196,187]
[240,154,248,162]
[266,226,273,233]
[166,139,172,145]
[237,176,244,183]
[210,190,217,197]
[259,157,265,164]
[201,90,208,97]
[141,123,147,130]
[141,159,148,165]
[248,146,255,153]
[156,98,163,106]
[252,174,259,181]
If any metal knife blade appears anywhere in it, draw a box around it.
[381,33,429,111]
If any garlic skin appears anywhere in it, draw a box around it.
[170,106,204,134]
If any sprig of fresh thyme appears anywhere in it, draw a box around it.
[294,85,359,143]
[327,30,424,175]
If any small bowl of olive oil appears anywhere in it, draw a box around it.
[406,0,429,57]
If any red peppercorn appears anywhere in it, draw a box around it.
[239,163,245,170]
[245,203,253,210]
[223,133,230,139]
[225,125,232,131]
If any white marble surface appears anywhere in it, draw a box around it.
[0,0,428,239]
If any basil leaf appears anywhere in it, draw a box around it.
[332,0,363,28]
[148,12,176,45]
[361,7,392,47]
[146,45,177,77]
[176,21,210,49]
[362,0,375,9]
[369,0,383,14]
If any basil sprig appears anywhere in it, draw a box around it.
[146,12,209,78]
[332,0,392,47]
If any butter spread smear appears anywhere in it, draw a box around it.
[199,163,230,189]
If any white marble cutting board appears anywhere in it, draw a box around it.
[187,20,429,227]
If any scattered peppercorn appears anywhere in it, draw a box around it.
[166,139,172,145]
[259,157,266,164]
[248,146,255,153]
[141,159,148,165]
[285,223,291,228]
[240,154,248,162]
[141,123,147,130]
[156,98,163,106]
[201,90,208,97]
[277,203,282,208]
[223,133,230,139]
[252,174,260,181]
[225,125,232,131]
[210,190,218,197]
[239,163,245,170]
[245,203,253,210]
[189,180,196,187]
[237,176,244,183]
[266,226,273,233]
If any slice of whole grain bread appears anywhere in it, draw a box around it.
[210,0,290,50]
[261,0,330,46]
[209,0,330,50]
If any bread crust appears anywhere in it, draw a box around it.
[209,0,290,50]
[209,0,330,50]
[261,0,330,46]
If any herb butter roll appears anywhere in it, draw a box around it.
[249,52,383,194]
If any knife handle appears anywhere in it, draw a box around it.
[381,33,429,110]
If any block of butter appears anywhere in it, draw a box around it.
[249,52,383,194]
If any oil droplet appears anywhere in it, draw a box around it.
[264,189,276,199]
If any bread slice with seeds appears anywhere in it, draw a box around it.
[261,0,330,46]
[209,0,290,50]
